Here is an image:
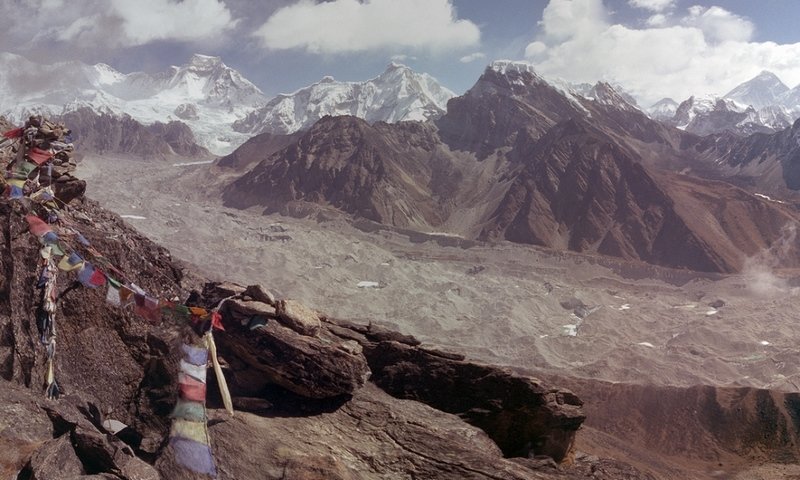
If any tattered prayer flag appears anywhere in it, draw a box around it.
[179,359,207,383]
[37,269,50,288]
[210,312,224,331]
[7,185,23,199]
[89,268,106,287]
[8,178,25,188]
[170,418,209,445]
[50,243,65,257]
[106,276,121,288]
[119,286,134,307]
[134,294,161,324]
[105,284,121,307]
[181,344,208,366]
[178,373,207,403]
[171,400,206,422]
[40,231,58,245]
[58,252,84,272]
[27,147,53,165]
[15,161,37,177]
[175,304,190,316]
[3,127,23,138]
[26,215,52,237]
[30,188,54,203]
[189,307,208,317]
[78,263,101,288]
[170,437,217,477]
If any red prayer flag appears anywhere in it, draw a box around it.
[210,311,225,331]
[89,268,106,287]
[25,215,52,237]
[178,374,207,402]
[27,147,53,165]
[2,128,22,139]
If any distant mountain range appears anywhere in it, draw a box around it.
[7,52,800,272]
[220,60,800,273]
[0,53,266,155]
[232,62,455,136]
[647,70,800,136]
[0,53,455,155]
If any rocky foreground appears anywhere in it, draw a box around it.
[0,180,657,480]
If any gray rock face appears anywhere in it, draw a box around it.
[325,318,585,462]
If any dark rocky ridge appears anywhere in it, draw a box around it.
[58,108,211,159]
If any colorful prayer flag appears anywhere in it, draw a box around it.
[178,373,207,403]
[7,185,23,199]
[3,127,23,138]
[27,147,53,165]
[169,437,217,477]
[171,400,206,422]
[25,215,52,237]
[105,284,121,307]
[77,263,94,286]
[210,311,224,331]
[181,344,208,366]
[179,359,207,383]
[170,418,209,445]
[58,252,84,272]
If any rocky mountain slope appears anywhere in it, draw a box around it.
[221,61,800,273]
[53,126,800,480]
[0,158,672,479]
[57,108,211,159]
[232,62,454,136]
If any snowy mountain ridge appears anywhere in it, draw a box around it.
[232,62,455,136]
[0,53,268,155]
[649,71,800,136]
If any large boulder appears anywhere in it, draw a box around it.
[326,318,586,463]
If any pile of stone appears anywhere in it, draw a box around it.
[1,115,84,202]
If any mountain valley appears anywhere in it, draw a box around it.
[5,49,800,480]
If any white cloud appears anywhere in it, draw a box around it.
[682,5,754,43]
[391,54,417,62]
[539,0,607,41]
[525,41,548,57]
[109,0,238,45]
[645,13,667,26]
[0,0,238,54]
[254,0,480,54]
[460,52,486,63]
[524,0,800,106]
[628,0,674,12]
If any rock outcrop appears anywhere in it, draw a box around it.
[325,317,585,461]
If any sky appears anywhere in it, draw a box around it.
[2,0,800,107]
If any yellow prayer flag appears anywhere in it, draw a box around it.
[170,418,209,445]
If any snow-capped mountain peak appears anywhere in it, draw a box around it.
[724,71,789,109]
[0,53,268,155]
[488,60,540,78]
[647,98,679,121]
[583,82,639,111]
[232,63,455,136]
